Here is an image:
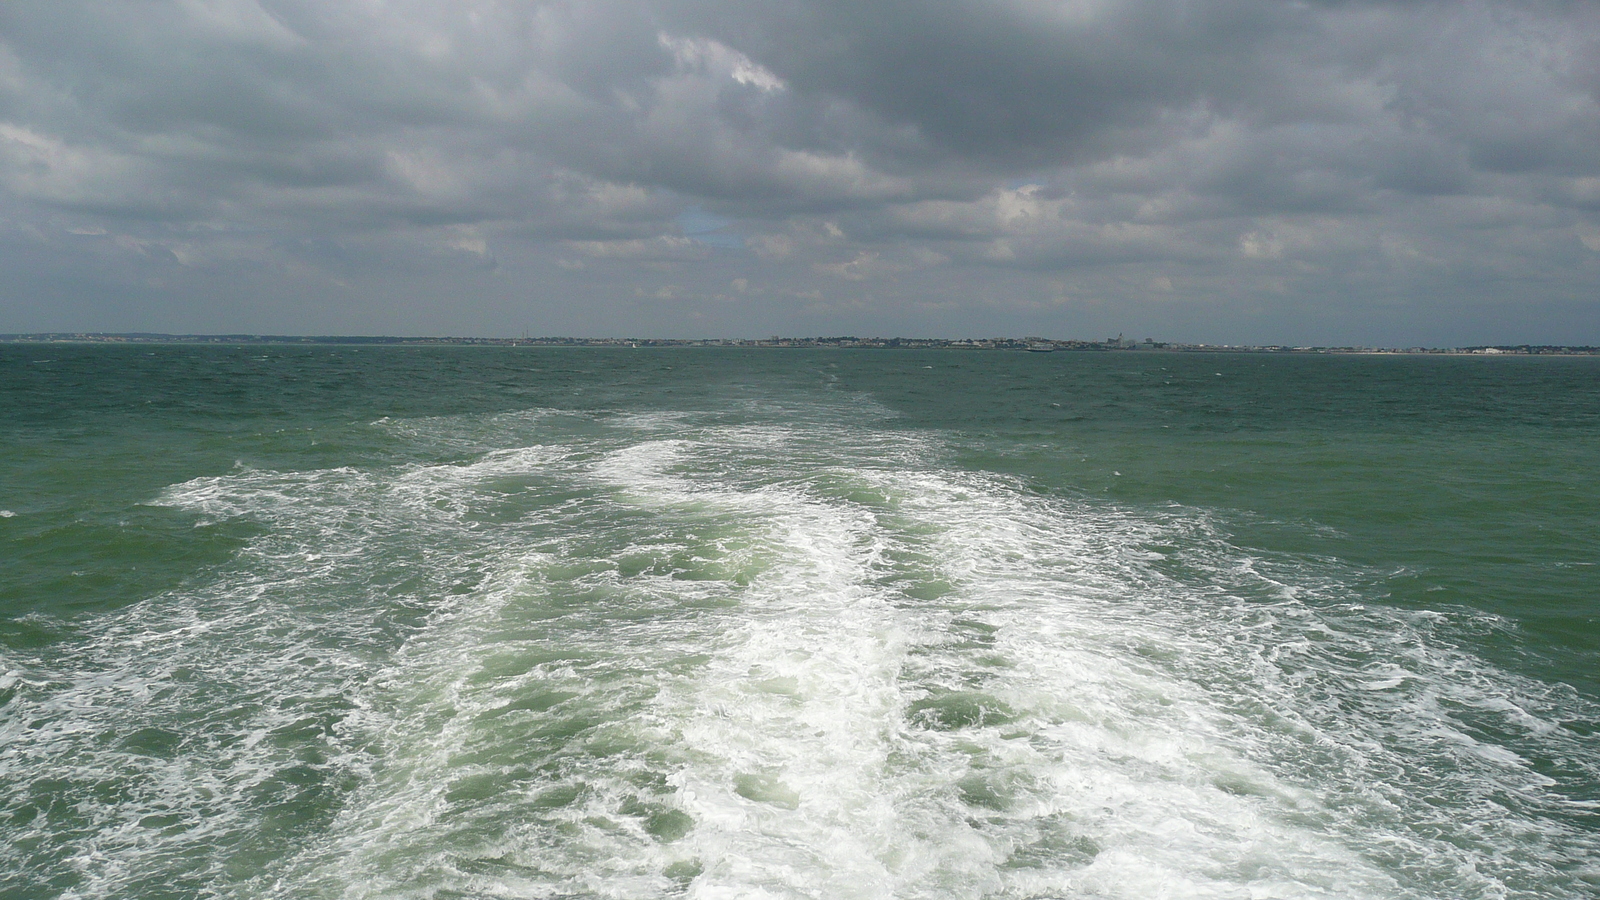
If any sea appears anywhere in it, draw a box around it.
[1,344,1597,900]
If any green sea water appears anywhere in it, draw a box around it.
[1,345,1597,899]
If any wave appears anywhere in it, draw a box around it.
[2,401,1595,899]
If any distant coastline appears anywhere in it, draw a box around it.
[2,333,1597,355]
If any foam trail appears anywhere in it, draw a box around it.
[850,466,1600,898]
[602,439,920,898]
[273,416,1600,899]
[6,401,1598,900]
[0,436,584,898]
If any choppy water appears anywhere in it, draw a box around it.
[2,346,1597,899]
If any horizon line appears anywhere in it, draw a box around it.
[4,333,1600,355]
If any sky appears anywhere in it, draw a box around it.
[1,1,1598,345]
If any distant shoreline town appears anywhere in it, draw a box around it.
[3,333,1598,355]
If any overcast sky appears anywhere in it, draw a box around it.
[2,1,1598,344]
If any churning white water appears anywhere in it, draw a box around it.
[3,401,1596,899]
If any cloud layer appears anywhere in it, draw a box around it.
[2,0,1597,342]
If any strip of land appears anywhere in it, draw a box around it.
[2,333,1596,354]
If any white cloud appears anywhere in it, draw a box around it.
[657,33,785,92]
[565,235,702,260]
[745,233,795,259]
[1578,226,1600,253]
[814,251,894,280]
[445,224,489,257]
[1239,230,1285,260]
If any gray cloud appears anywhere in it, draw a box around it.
[0,0,1597,343]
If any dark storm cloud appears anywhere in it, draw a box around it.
[0,0,1596,343]
[686,0,1300,164]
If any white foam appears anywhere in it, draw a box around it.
[3,424,601,898]
[8,401,1598,900]
[849,466,1600,898]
